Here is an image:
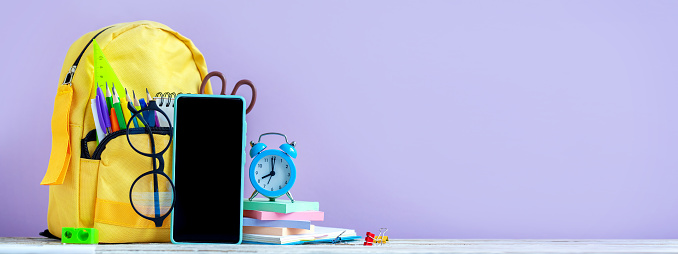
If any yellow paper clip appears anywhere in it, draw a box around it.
[374,235,389,244]
[375,228,388,244]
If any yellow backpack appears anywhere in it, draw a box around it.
[40,21,214,243]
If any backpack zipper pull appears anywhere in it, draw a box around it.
[59,26,113,87]
[62,65,77,86]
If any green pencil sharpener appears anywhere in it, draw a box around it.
[61,227,99,244]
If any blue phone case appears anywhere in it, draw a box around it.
[170,94,246,244]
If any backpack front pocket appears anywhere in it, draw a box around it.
[83,127,173,243]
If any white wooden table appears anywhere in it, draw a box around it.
[1,238,678,253]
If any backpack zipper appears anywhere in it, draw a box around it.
[62,26,114,86]
[91,127,171,160]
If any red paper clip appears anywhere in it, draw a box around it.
[364,228,388,246]
[363,232,375,246]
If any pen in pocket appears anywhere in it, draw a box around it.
[133,91,146,127]
[145,88,157,127]
[90,99,104,143]
[126,88,139,128]
[110,107,120,132]
[105,83,113,111]
[97,86,112,134]
[111,87,127,130]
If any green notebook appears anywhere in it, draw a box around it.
[244,198,319,213]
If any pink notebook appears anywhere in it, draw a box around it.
[243,225,315,236]
[244,210,324,221]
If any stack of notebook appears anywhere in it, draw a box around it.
[242,198,360,245]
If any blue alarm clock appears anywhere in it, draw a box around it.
[248,133,298,202]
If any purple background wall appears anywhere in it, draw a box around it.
[1,1,678,238]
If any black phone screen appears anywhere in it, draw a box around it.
[172,95,244,244]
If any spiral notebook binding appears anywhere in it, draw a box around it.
[154,92,190,107]
[152,91,190,127]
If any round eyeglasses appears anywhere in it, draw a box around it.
[126,100,175,227]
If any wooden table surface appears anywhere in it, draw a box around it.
[1,238,678,253]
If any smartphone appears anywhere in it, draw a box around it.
[171,94,246,244]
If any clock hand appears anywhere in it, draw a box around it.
[261,172,272,179]
[266,156,276,184]
[267,170,275,184]
[271,156,275,172]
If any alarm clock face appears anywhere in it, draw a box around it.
[254,154,292,191]
[249,149,297,198]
